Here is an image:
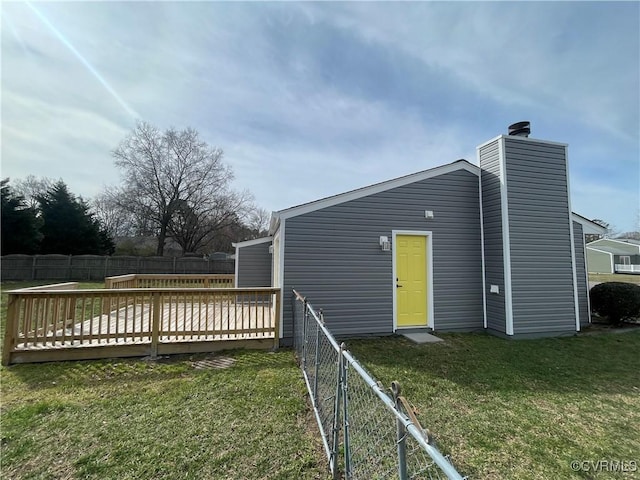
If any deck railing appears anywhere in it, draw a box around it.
[614,264,640,273]
[102,274,236,314]
[2,285,280,365]
[105,274,236,289]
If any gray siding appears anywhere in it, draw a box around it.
[504,137,576,334]
[237,241,272,287]
[573,222,590,326]
[282,169,484,339]
[479,139,506,333]
[586,248,613,273]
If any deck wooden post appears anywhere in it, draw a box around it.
[2,295,19,366]
[273,289,281,350]
[151,292,161,358]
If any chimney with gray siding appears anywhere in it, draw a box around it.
[478,123,579,337]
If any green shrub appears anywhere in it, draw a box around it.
[590,282,640,325]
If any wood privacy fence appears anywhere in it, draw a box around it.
[1,255,234,282]
[2,278,281,365]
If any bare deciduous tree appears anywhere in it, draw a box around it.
[246,207,271,238]
[13,175,55,210]
[112,122,250,255]
[168,189,254,254]
[91,188,137,238]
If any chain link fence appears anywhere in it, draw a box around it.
[293,290,466,480]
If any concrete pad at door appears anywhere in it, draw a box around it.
[401,332,444,344]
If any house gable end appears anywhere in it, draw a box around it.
[272,160,479,228]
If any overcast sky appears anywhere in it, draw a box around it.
[2,1,639,232]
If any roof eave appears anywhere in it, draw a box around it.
[275,159,479,222]
[232,236,273,249]
[571,213,608,235]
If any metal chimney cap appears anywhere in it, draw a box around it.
[508,121,531,137]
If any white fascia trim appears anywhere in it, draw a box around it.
[499,137,514,336]
[268,211,280,235]
[234,244,239,288]
[566,147,581,331]
[478,148,488,329]
[582,228,593,324]
[587,238,640,253]
[232,236,273,248]
[276,161,479,222]
[278,219,285,339]
[571,213,607,235]
[391,230,434,331]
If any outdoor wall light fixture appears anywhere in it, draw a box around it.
[379,236,391,251]
[424,210,435,219]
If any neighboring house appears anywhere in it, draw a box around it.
[235,124,606,343]
[586,238,640,274]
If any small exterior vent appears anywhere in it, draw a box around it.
[508,121,531,137]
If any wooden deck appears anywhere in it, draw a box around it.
[3,282,281,365]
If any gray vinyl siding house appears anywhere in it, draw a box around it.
[234,128,605,343]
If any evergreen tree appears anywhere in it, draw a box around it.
[1,179,41,254]
[37,181,115,255]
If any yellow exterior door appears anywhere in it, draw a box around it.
[396,234,428,328]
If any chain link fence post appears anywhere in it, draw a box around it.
[312,309,323,404]
[301,296,309,371]
[392,381,408,480]
[341,343,352,479]
[330,343,344,480]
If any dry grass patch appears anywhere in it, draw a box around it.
[589,273,640,284]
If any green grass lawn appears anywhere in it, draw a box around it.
[1,351,329,480]
[3,281,639,479]
[1,282,330,480]
[349,333,640,480]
